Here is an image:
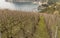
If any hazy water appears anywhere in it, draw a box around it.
[0,0,39,12]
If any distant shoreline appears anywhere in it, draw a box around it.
[0,0,38,12]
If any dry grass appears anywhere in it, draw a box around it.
[0,9,60,38]
[0,9,39,38]
[40,13,60,38]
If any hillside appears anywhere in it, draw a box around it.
[0,9,60,38]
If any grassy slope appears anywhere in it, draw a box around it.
[0,9,60,38]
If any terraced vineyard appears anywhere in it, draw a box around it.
[0,9,60,38]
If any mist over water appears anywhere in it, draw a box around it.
[0,0,38,12]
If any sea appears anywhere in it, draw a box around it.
[0,0,39,12]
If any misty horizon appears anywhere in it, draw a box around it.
[0,0,38,12]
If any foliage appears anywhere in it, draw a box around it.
[39,3,60,14]
[35,16,50,38]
